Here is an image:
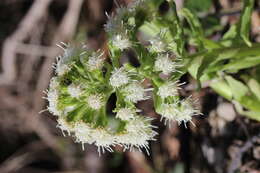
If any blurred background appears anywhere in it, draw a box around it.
[0,0,259,173]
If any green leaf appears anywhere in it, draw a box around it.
[222,56,260,71]
[225,76,248,101]
[166,1,185,56]
[222,0,254,46]
[180,8,204,49]
[239,0,254,46]
[210,78,232,100]
[184,0,212,12]
[248,78,260,101]
[234,102,260,121]
[224,76,260,112]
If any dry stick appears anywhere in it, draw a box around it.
[15,43,57,57]
[227,133,260,173]
[0,141,47,173]
[20,18,46,84]
[0,0,53,85]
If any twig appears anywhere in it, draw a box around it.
[0,0,52,85]
[0,141,47,173]
[227,133,260,173]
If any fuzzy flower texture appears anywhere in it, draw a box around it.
[46,0,201,155]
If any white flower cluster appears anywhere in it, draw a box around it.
[154,54,181,75]
[56,115,157,155]
[54,42,75,76]
[87,94,104,110]
[110,67,152,103]
[46,0,203,156]
[86,51,105,71]
[116,108,139,121]
[104,1,144,50]
[148,29,169,53]
[67,84,82,98]
[122,82,152,103]
[158,98,200,126]
[46,78,61,116]
[157,81,182,99]
[115,117,157,153]
[109,67,130,88]
[111,33,131,50]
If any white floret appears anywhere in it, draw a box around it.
[86,51,104,71]
[91,128,117,154]
[122,82,152,103]
[159,98,201,126]
[87,94,103,110]
[49,77,59,89]
[47,89,61,116]
[154,54,179,75]
[57,118,74,136]
[54,44,75,76]
[175,98,201,125]
[157,81,181,99]
[111,34,131,50]
[149,36,166,53]
[115,117,157,154]
[109,67,130,88]
[158,103,180,124]
[74,122,94,148]
[104,7,128,34]
[116,108,140,121]
[67,84,82,98]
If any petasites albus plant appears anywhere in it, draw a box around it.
[46,0,260,154]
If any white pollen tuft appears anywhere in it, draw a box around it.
[115,117,157,153]
[67,84,82,98]
[47,89,61,116]
[157,81,182,99]
[86,51,105,71]
[149,37,166,53]
[154,54,180,75]
[158,98,201,126]
[122,82,152,103]
[57,118,74,136]
[109,67,130,88]
[116,108,140,121]
[111,34,131,50]
[87,94,103,110]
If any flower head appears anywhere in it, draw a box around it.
[175,98,201,125]
[154,54,180,75]
[158,103,180,124]
[47,89,61,116]
[92,128,116,154]
[158,98,201,126]
[122,82,152,103]
[87,94,103,110]
[149,36,167,53]
[157,81,181,99]
[115,117,157,153]
[86,51,104,71]
[111,33,131,50]
[128,0,146,12]
[116,108,140,121]
[74,122,94,145]
[67,84,82,98]
[104,7,129,34]
[74,122,116,154]
[109,67,130,88]
[54,43,75,76]
[57,118,74,136]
